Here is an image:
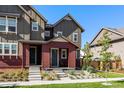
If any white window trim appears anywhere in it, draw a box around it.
[73,32,78,42]
[57,31,63,36]
[61,49,67,59]
[32,21,39,31]
[0,16,17,34]
[0,42,18,56]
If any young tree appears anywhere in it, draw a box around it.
[82,42,93,69]
[98,31,113,85]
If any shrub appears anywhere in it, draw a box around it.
[0,69,28,82]
[86,66,96,73]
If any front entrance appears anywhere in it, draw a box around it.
[51,48,59,67]
[30,47,37,65]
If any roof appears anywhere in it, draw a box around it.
[53,13,84,32]
[90,27,124,46]
[17,5,47,22]
[28,6,47,22]
[20,36,80,48]
[46,36,80,48]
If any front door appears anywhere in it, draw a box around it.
[51,48,59,67]
[30,47,37,65]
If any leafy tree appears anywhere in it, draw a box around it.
[82,42,93,69]
[98,31,113,71]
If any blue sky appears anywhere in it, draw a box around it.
[33,5,124,48]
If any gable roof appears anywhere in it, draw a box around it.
[90,27,124,46]
[17,5,47,22]
[53,13,84,32]
[46,36,80,48]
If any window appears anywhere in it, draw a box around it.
[76,50,80,59]
[0,43,17,55]
[0,17,17,33]
[8,18,16,32]
[0,17,6,32]
[61,49,67,59]
[32,22,38,31]
[57,31,63,36]
[45,31,50,37]
[73,33,78,42]
[4,44,10,54]
[0,44,3,54]
[11,44,17,54]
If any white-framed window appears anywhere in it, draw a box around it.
[61,49,67,59]
[0,44,3,54]
[76,49,80,59]
[45,31,50,37]
[4,44,10,54]
[0,16,17,33]
[57,31,63,36]
[0,43,17,56]
[11,44,17,55]
[8,18,17,32]
[32,21,38,31]
[0,17,6,32]
[73,32,78,42]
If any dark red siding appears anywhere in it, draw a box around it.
[42,42,77,69]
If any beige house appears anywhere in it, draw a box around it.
[90,27,124,68]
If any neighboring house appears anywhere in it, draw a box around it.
[0,5,84,69]
[90,27,124,68]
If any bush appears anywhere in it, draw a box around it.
[86,66,96,73]
[82,65,87,70]
[0,69,28,82]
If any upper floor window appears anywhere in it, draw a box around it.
[8,18,16,32]
[32,21,38,31]
[73,32,78,42]
[0,17,6,32]
[0,43,17,55]
[57,31,63,36]
[0,16,17,33]
[45,31,50,37]
[61,49,67,59]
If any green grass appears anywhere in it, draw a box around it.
[96,72,124,78]
[13,81,124,88]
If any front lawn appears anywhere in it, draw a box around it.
[96,72,124,78]
[15,81,124,88]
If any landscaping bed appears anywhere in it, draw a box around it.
[0,69,28,82]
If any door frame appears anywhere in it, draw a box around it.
[30,46,37,65]
[51,48,59,67]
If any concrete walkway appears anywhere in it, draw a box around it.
[0,78,124,87]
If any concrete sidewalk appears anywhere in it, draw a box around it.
[0,78,124,87]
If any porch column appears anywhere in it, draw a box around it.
[68,47,76,68]
[23,43,30,68]
[42,44,50,69]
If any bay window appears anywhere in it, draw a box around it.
[11,44,17,55]
[0,16,17,33]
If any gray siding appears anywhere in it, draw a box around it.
[0,5,30,43]
[54,18,81,47]
[21,5,45,40]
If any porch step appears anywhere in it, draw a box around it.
[29,66,41,81]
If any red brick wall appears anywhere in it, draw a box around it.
[42,42,77,69]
